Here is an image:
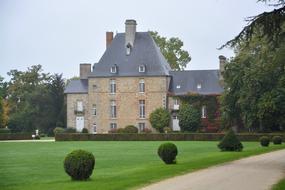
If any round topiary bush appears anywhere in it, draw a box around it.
[82,128,89,133]
[64,149,95,180]
[53,127,65,135]
[217,129,243,151]
[123,125,138,133]
[260,136,270,147]
[64,127,77,133]
[157,143,178,164]
[272,136,282,145]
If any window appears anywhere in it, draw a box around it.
[139,79,145,93]
[197,83,202,90]
[110,100,117,118]
[110,79,116,94]
[139,65,145,73]
[138,123,145,132]
[139,100,145,118]
[93,123,97,133]
[201,105,207,118]
[77,101,83,111]
[92,104,96,116]
[174,98,179,105]
[110,123,117,129]
[172,115,178,120]
[126,43,131,55]
[176,85,181,89]
[110,65,117,73]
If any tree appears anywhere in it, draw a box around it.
[178,104,201,132]
[221,25,285,132]
[149,108,171,133]
[221,0,285,49]
[150,31,191,70]
[0,97,4,128]
[0,75,8,98]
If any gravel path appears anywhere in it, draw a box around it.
[139,149,285,190]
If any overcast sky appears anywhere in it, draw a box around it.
[0,0,273,80]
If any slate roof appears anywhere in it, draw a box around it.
[169,70,224,95]
[89,32,171,77]
[64,79,88,94]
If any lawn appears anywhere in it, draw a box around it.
[0,141,284,190]
[272,178,285,190]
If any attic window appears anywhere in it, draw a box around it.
[110,65,117,73]
[197,83,202,89]
[126,43,132,55]
[176,85,181,89]
[139,65,146,73]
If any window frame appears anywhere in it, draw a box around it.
[110,100,117,118]
[110,66,117,73]
[139,79,145,93]
[201,105,207,118]
[139,65,145,73]
[110,79,116,94]
[92,104,96,116]
[110,123,117,129]
[138,123,145,132]
[139,100,145,119]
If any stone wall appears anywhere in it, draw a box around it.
[87,76,169,133]
[66,93,89,130]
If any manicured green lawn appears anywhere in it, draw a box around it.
[0,141,284,190]
[272,179,285,190]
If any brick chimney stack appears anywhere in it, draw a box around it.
[80,63,91,79]
[218,55,227,85]
[106,32,113,48]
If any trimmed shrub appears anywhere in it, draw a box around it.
[157,142,178,164]
[123,125,138,133]
[82,128,89,134]
[150,108,171,133]
[272,136,282,145]
[64,149,95,180]
[53,127,65,135]
[0,128,11,134]
[260,136,270,147]
[64,128,77,133]
[218,129,243,151]
[178,104,201,132]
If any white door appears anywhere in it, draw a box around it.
[172,116,181,131]
[76,116,84,132]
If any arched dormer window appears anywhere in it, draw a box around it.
[139,65,146,73]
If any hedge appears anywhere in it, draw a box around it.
[0,133,33,140]
[55,133,285,142]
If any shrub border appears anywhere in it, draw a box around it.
[0,133,33,140]
[55,133,285,142]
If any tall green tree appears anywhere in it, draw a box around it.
[0,97,4,128]
[150,31,191,70]
[221,25,285,132]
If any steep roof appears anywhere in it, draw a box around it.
[90,32,171,77]
[64,79,88,94]
[169,70,224,95]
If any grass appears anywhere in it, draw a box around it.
[272,178,285,190]
[0,141,284,190]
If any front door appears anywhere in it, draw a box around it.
[76,116,84,132]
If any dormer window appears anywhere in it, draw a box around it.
[126,43,132,55]
[139,65,146,73]
[197,83,202,89]
[110,65,117,73]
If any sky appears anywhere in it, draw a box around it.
[0,0,274,80]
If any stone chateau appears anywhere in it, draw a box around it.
[64,20,224,133]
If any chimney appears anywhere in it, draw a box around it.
[219,55,227,73]
[125,19,137,48]
[106,32,113,48]
[80,63,91,79]
[218,55,227,85]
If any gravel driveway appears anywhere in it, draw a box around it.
[139,149,285,190]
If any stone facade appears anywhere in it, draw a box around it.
[86,76,170,133]
[66,93,89,130]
